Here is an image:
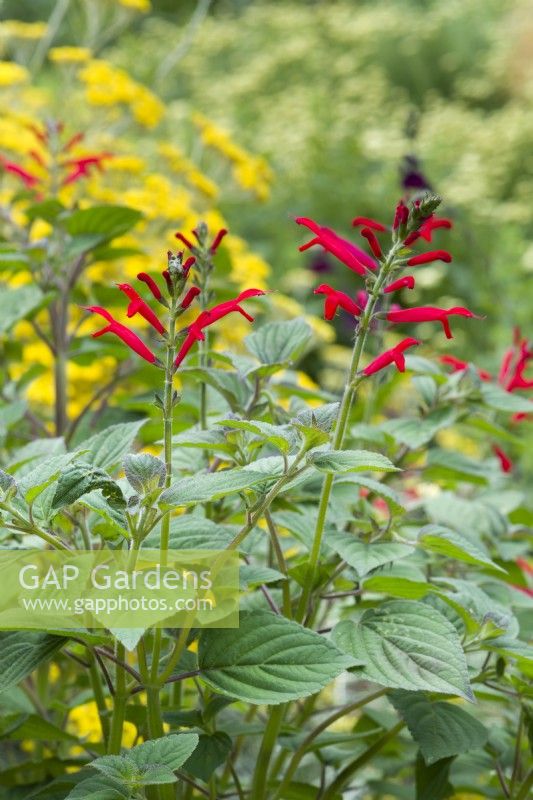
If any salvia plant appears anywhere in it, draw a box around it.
[0,189,532,800]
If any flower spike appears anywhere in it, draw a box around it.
[84,306,160,365]
[363,338,420,376]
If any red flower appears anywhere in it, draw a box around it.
[314,284,362,320]
[360,227,383,259]
[392,200,409,230]
[117,284,166,335]
[440,355,492,381]
[386,306,480,339]
[137,272,162,302]
[407,250,452,266]
[175,228,228,255]
[84,306,159,365]
[296,217,377,275]
[174,232,194,250]
[363,338,420,376]
[174,289,265,368]
[384,276,415,294]
[504,339,533,392]
[61,152,112,185]
[0,156,39,189]
[356,290,369,309]
[493,445,513,473]
[418,216,452,242]
[352,216,386,232]
[181,286,201,309]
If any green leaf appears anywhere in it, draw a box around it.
[332,600,473,700]
[389,690,488,764]
[294,402,339,432]
[363,575,434,599]
[143,516,235,550]
[65,205,142,242]
[128,733,199,774]
[51,463,126,510]
[245,318,312,364]
[1,713,78,742]
[78,491,129,541]
[179,367,248,409]
[240,565,286,589]
[66,775,129,800]
[198,611,355,704]
[418,525,506,573]
[158,468,269,508]
[0,632,64,694]
[0,468,17,500]
[171,429,235,456]
[415,752,454,800]
[123,453,165,494]
[426,449,490,485]
[16,453,78,503]
[327,533,415,578]
[0,285,48,334]
[76,420,146,471]
[481,382,533,413]
[334,475,405,514]
[183,732,232,782]
[217,419,295,453]
[310,449,398,474]
[380,408,456,449]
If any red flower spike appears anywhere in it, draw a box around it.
[363,338,420,376]
[407,250,452,266]
[493,445,513,473]
[84,306,159,365]
[0,157,39,189]
[384,276,415,293]
[360,227,383,259]
[386,306,481,339]
[314,284,362,320]
[418,216,453,242]
[210,228,228,253]
[440,355,492,381]
[174,289,266,369]
[117,284,166,335]
[137,273,162,302]
[296,217,377,275]
[175,232,194,250]
[393,200,409,230]
[352,216,387,232]
[181,286,201,309]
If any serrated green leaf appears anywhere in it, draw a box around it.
[198,611,355,704]
[332,600,473,700]
[128,733,199,773]
[390,690,488,764]
[333,475,405,514]
[480,382,533,413]
[123,452,165,494]
[76,420,146,471]
[65,205,142,242]
[0,285,48,334]
[16,453,78,503]
[327,532,415,578]
[418,525,506,573]
[143,516,235,550]
[159,468,269,508]
[217,419,295,453]
[183,732,232,782]
[381,408,456,449]
[0,632,65,694]
[310,449,398,474]
[66,775,129,800]
[245,318,312,364]
[51,463,125,510]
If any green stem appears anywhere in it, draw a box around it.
[295,245,401,624]
[273,689,387,799]
[107,642,127,754]
[514,768,533,800]
[88,649,110,744]
[321,721,405,800]
[264,509,291,617]
[250,705,285,800]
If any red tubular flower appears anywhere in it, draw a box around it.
[175,232,194,250]
[183,256,196,276]
[493,445,513,473]
[117,284,166,335]
[314,284,362,320]
[61,152,112,185]
[352,216,386,232]
[84,306,159,365]
[363,337,420,376]
[63,132,85,152]
[392,200,409,230]
[137,272,162,301]
[162,270,173,293]
[356,290,369,309]
[418,216,453,242]
[384,276,415,294]
[296,217,377,275]
[174,289,265,368]
[407,250,452,266]
[387,306,480,339]
[440,355,492,381]
[181,286,201,309]
[210,228,228,253]
[0,157,39,189]
[360,227,383,259]
[505,339,533,392]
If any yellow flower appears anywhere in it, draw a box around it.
[0,60,30,87]
[131,87,165,128]
[68,700,136,746]
[49,46,92,64]
[0,20,48,39]
[107,155,146,173]
[118,0,152,12]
